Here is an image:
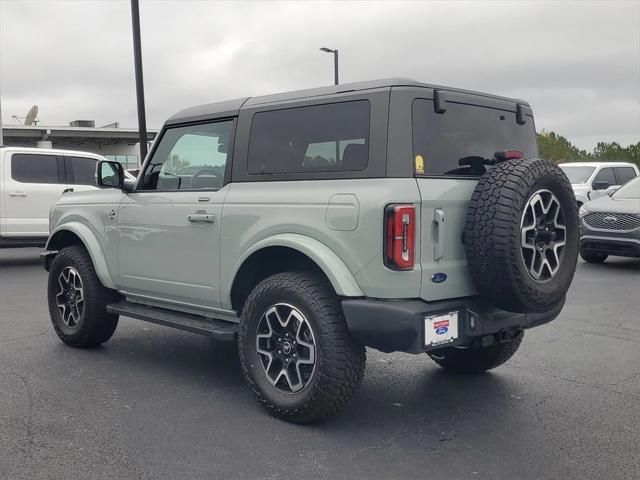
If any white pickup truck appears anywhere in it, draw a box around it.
[0,146,134,248]
[559,161,639,207]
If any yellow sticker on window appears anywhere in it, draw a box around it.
[415,155,425,174]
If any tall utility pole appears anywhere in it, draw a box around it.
[320,47,339,85]
[130,0,148,161]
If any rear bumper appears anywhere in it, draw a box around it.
[580,235,640,258]
[342,296,564,354]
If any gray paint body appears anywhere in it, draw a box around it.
[47,79,536,320]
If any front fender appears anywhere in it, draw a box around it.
[225,234,364,307]
[46,222,116,289]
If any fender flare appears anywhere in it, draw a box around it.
[46,223,116,289]
[226,234,364,304]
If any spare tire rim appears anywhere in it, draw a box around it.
[256,303,316,393]
[55,266,85,328]
[520,189,567,282]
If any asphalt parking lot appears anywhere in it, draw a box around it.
[1,248,638,480]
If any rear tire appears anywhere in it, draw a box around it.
[428,331,524,373]
[47,245,120,347]
[580,249,608,263]
[238,271,366,423]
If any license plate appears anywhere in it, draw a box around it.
[424,311,460,347]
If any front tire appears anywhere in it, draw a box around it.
[428,331,524,373]
[238,271,366,423]
[47,245,120,348]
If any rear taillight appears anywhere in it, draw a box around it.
[494,150,523,160]
[384,204,415,271]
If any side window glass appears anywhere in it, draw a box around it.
[614,167,636,185]
[593,167,615,185]
[67,157,98,186]
[248,101,370,174]
[11,154,61,184]
[140,120,233,191]
[302,139,366,170]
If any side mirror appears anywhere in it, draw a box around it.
[97,160,127,190]
[592,180,610,191]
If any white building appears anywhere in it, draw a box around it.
[1,122,158,170]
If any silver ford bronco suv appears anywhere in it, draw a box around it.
[42,79,578,423]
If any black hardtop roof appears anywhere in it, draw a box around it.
[166,78,530,125]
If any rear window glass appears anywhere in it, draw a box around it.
[614,167,637,185]
[412,99,538,177]
[11,153,61,184]
[66,156,98,186]
[248,101,370,174]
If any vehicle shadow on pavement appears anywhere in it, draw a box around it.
[335,366,518,430]
[63,323,523,428]
[77,325,245,388]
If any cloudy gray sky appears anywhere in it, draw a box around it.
[1,0,638,150]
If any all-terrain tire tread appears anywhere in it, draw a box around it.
[238,271,366,423]
[464,158,578,313]
[47,245,120,348]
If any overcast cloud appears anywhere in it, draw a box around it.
[1,0,638,150]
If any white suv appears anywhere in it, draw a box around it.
[559,161,639,207]
[0,146,134,248]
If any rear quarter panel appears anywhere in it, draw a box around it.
[220,178,422,309]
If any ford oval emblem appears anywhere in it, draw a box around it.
[435,326,448,335]
[603,216,617,224]
[431,272,447,283]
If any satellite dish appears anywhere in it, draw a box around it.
[24,105,39,126]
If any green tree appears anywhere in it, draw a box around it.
[536,130,639,168]
[537,130,589,163]
[592,141,640,166]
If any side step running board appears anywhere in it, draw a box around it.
[106,302,237,341]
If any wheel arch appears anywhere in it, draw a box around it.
[46,224,116,289]
[227,234,363,312]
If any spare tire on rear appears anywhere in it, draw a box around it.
[464,158,578,313]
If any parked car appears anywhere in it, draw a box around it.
[0,146,135,248]
[41,79,579,423]
[579,175,640,262]
[559,161,638,207]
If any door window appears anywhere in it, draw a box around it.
[593,167,615,185]
[614,167,637,185]
[11,154,62,184]
[65,156,98,186]
[140,120,233,191]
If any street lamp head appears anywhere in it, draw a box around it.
[320,47,334,53]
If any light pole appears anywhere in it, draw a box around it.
[320,47,339,85]
[130,0,148,161]
[320,47,340,162]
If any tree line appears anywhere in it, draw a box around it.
[537,130,639,167]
